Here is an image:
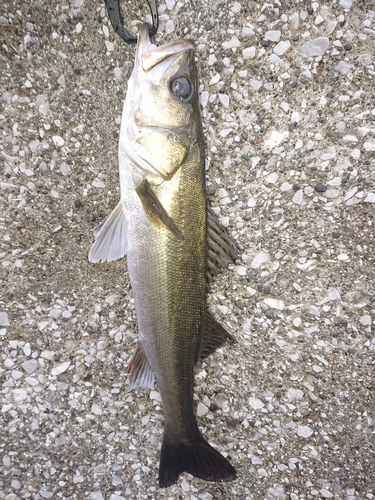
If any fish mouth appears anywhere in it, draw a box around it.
[137,23,194,74]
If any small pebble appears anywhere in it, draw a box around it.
[315,183,327,193]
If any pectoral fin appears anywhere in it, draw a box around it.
[198,312,234,361]
[136,179,184,241]
[88,201,128,263]
[127,342,155,392]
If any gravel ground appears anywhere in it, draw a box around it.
[1,0,375,499]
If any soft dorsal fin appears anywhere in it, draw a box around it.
[136,178,184,241]
[199,311,234,360]
[88,201,128,263]
[206,205,239,283]
[127,341,155,392]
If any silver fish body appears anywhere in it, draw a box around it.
[89,24,238,487]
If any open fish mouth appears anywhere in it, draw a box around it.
[136,23,194,74]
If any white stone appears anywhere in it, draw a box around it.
[346,197,360,206]
[363,142,375,151]
[166,0,175,10]
[52,135,64,147]
[335,61,351,75]
[92,178,105,188]
[243,46,256,59]
[280,102,289,112]
[21,359,38,374]
[0,311,9,326]
[41,351,54,359]
[90,493,104,500]
[222,38,241,49]
[265,30,281,42]
[251,251,269,269]
[339,0,352,9]
[242,26,255,37]
[150,390,162,401]
[197,402,209,416]
[76,22,83,34]
[263,298,284,310]
[337,253,349,261]
[231,2,241,13]
[274,41,291,56]
[165,20,175,35]
[264,130,289,149]
[297,425,313,438]
[320,490,333,499]
[51,361,70,376]
[315,15,324,25]
[91,404,102,415]
[324,189,340,199]
[218,93,229,108]
[280,182,292,192]
[248,397,264,409]
[57,75,65,87]
[287,388,304,400]
[293,317,302,327]
[246,287,257,296]
[105,40,114,52]
[365,193,375,203]
[292,190,303,205]
[343,135,358,142]
[266,172,279,184]
[291,111,300,123]
[180,479,190,492]
[327,177,341,187]
[248,197,256,207]
[359,315,371,326]
[60,162,70,175]
[200,90,209,108]
[237,266,247,276]
[301,37,330,57]
[217,305,228,315]
[250,79,263,90]
[350,148,360,159]
[269,54,284,66]
[316,288,340,305]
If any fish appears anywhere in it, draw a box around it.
[89,23,238,488]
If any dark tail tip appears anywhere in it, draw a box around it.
[159,433,237,488]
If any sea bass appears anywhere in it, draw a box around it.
[89,23,238,488]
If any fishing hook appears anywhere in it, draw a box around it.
[104,0,159,44]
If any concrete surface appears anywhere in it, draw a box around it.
[1,0,375,499]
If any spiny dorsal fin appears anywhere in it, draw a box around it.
[88,201,128,263]
[207,205,239,283]
[199,311,234,360]
[127,341,155,392]
[136,178,184,241]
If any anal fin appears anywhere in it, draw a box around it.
[127,341,155,392]
[136,179,184,241]
[199,312,234,360]
[88,201,128,263]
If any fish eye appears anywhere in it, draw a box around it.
[169,76,191,100]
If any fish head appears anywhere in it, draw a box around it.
[121,24,202,180]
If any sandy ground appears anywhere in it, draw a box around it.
[1,1,375,499]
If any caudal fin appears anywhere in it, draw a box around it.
[159,433,237,488]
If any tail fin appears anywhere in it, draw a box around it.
[159,432,237,488]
